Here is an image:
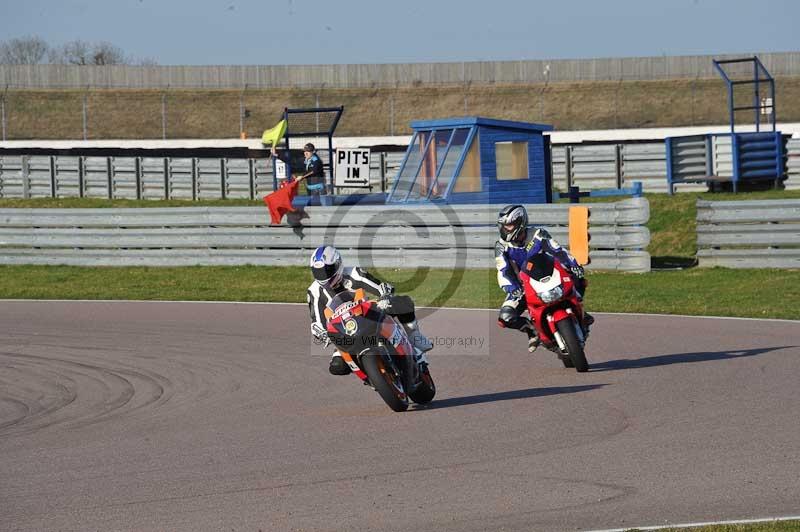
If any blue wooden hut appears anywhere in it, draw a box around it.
[387,116,554,204]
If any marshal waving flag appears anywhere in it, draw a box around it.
[264,177,302,225]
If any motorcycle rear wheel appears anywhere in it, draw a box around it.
[556,319,589,372]
[361,351,409,412]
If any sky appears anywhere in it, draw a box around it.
[1,0,798,65]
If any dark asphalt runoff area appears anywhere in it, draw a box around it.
[1,300,799,532]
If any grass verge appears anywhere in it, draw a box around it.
[1,265,797,320]
[629,521,800,532]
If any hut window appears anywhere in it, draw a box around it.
[495,141,528,180]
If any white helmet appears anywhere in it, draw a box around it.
[310,245,343,288]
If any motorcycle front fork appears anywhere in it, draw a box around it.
[552,318,586,351]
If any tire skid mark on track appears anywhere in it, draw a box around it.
[0,351,172,438]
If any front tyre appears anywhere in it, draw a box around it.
[361,351,409,412]
[409,365,436,404]
[556,319,589,372]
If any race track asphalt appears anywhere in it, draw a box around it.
[1,300,799,532]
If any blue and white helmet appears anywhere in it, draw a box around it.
[310,245,344,288]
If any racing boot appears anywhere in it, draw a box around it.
[328,352,351,376]
[582,312,595,335]
[404,320,434,352]
[522,323,540,353]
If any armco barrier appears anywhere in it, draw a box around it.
[0,198,650,272]
[696,199,800,268]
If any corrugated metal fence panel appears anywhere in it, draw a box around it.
[53,156,81,197]
[253,158,273,197]
[670,135,707,178]
[141,157,167,200]
[696,199,800,268]
[84,157,110,198]
[0,156,24,197]
[620,142,672,192]
[112,157,139,199]
[0,199,650,271]
[28,156,53,198]
[225,159,252,199]
[169,158,195,200]
[551,146,568,190]
[570,144,618,189]
[784,138,800,190]
[3,52,799,88]
[712,135,734,178]
[196,158,224,200]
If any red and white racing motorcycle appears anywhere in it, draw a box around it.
[519,252,591,372]
[324,289,436,412]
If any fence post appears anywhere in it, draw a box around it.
[248,158,255,200]
[615,144,623,188]
[220,159,227,199]
[107,157,113,199]
[164,157,170,200]
[565,146,574,189]
[380,152,387,193]
[21,155,30,199]
[389,93,394,136]
[82,87,89,141]
[78,156,85,198]
[1,85,7,141]
[239,84,247,137]
[191,158,198,201]
[161,91,167,140]
[49,155,56,198]
[135,157,142,200]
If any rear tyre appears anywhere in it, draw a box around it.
[556,319,589,372]
[361,351,409,412]
[409,366,436,404]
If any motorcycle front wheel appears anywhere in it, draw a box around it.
[409,365,436,404]
[556,319,589,372]
[361,351,409,412]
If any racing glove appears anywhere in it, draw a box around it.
[311,323,331,347]
[570,264,585,279]
[378,282,395,298]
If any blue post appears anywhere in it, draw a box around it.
[731,133,740,193]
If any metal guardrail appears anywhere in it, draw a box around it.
[552,141,705,194]
[0,198,651,272]
[2,52,799,88]
[696,199,800,268]
[3,137,798,199]
[0,154,399,200]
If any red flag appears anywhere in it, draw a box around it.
[264,179,300,225]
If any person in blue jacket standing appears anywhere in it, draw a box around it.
[297,143,326,205]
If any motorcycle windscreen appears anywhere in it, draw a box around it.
[523,252,556,282]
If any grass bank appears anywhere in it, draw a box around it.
[3,77,800,139]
